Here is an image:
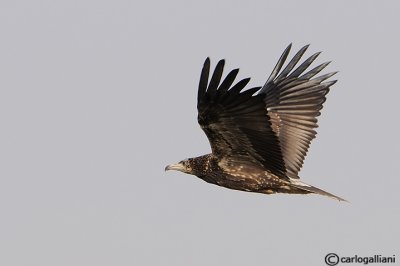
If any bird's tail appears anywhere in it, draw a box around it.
[290,179,348,202]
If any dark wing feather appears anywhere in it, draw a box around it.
[198,58,210,102]
[259,45,337,179]
[197,59,287,179]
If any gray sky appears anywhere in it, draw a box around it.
[1,1,399,265]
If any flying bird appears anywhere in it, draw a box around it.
[165,44,345,201]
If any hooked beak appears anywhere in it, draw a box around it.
[165,162,185,172]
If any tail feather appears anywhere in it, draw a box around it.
[290,180,348,202]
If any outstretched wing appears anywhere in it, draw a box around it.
[197,58,287,179]
[259,44,337,179]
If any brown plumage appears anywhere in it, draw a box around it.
[165,44,346,201]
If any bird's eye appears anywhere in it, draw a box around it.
[184,161,191,170]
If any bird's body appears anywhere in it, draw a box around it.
[182,154,330,197]
[183,154,284,193]
[166,44,346,201]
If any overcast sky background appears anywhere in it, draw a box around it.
[1,1,399,266]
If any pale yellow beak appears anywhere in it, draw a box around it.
[165,162,185,172]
